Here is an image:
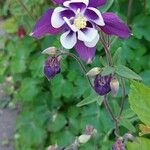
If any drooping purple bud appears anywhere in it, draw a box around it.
[112,138,125,150]
[44,56,61,80]
[94,75,112,96]
[17,25,26,38]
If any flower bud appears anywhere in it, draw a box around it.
[78,134,91,144]
[42,47,57,56]
[123,133,135,142]
[112,138,125,150]
[17,25,26,38]
[110,78,119,96]
[84,125,97,135]
[86,67,101,77]
[94,75,112,96]
[47,145,58,150]
[44,56,61,80]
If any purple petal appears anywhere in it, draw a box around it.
[52,0,65,4]
[69,2,86,11]
[85,8,99,20]
[60,9,75,19]
[31,9,63,38]
[84,7,105,26]
[63,0,88,9]
[100,12,131,38]
[74,40,96,62]
[89,0,106,7]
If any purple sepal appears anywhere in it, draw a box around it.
[44,56,61,80]
[31,9,63,38]
[94,75,112,96]
[89,0,107,7]
[75,40,96,63]
[100,12,131,38]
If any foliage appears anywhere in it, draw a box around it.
[129,81,150,125]
[0,0,150,150]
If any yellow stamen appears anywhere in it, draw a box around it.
[74,15,87,29]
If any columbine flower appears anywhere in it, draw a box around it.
[44,56,61,80]
[94,74,112,96]
[112,138,125,150]
[31,0,130,62]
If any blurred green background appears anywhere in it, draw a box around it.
[0,0,150,150]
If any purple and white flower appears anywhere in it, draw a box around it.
[31,0,130,62]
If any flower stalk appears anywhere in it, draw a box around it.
[58,49,94,90]
[100,33,127,138]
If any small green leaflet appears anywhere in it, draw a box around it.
[101,66,115,76]
[76,91,102,107]
[115,65,142,81]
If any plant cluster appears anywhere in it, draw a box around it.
[0,0,150,150]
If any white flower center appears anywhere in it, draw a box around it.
[74,15,87,29]
[73,9,87,29]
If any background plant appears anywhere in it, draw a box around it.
[0,0,150,150]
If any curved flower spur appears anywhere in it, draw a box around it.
[30,0,131,62]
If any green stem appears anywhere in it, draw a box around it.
[127,0,133,24]
[100,32,113,66]
[103,95,120,137]
[59,51,94,90]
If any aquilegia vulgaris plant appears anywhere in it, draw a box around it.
[31,0,130,62]
[29,0,142,149]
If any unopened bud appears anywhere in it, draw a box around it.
[84,125,97,135]
[112,137,125,150]
[47,145,58,150]
[123,133,135,142]
[110,78,119,96]
[86,67,101,77]
[78,134,91,144]
[42,47,57,56]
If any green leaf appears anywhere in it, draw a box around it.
[115,65,142,81]
[99,56,107,67]
[113,47,122,65]
[76,91,100,107]
[48,113,67,132]
[132,15,150,41]
[100,0,114,12]
[127,137,150,150]
[101,66,115,76]
[29,55,45,78]
[18,78,40,101]
[1,17,18,33]
[50,130,74,146]
[120,118,136,133]
[129,81,150,125]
